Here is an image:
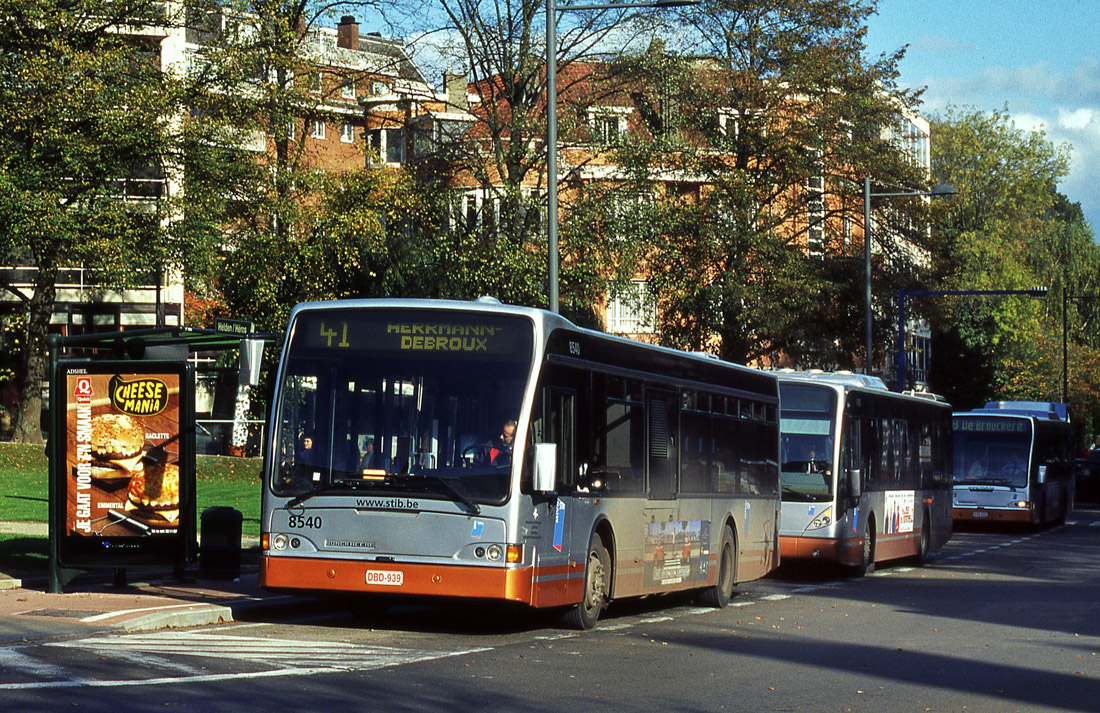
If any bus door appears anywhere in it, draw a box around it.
[530,385,577,606]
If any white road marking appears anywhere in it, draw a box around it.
[0,632,489,691]
[0,649,71,680]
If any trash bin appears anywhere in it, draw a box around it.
[200,506,243,580]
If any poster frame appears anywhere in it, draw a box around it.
[49,359,197,571]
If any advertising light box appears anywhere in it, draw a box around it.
[53,360,196,569]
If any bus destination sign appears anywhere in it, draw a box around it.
[954,417,1029,434]
[294,311,530,357]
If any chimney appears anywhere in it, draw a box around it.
[337,15,358,51]
[444,71,468,111]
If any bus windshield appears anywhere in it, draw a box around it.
[779,383,836,502]
[271,309,534,506]
[953,416,1032,488]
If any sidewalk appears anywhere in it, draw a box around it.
[0,521,311,643]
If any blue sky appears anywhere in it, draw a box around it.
[864,0,1100,231]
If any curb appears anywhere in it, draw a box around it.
[106,593,319,632]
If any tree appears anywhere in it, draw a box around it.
[584,0,927,365]
[0,0,220,443]
[381,0,674,312]
[929,106,1100,436]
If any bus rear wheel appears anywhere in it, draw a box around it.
[914,511,931,566]
[563,532,610,630]
[699,525,736,608]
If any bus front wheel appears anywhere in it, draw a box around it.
[699,525,736,608]
[851,517,875,577]
[563,532,610,630]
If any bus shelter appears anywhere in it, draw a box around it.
[46,325,280,593]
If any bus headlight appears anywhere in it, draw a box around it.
[1016,501,1032,509]
[486,544,504,561]
[808,508,833,530]
[272,533,289,551]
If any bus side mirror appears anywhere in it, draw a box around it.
[849,469,862,500]
[1037,465,1047,484]
[533,443,557,493]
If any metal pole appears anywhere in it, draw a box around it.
[897,290,906,392]
[546,0,559,313]
[1063,288,1069,403]
[863,176,872,375]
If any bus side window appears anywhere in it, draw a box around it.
[680,392,712,493]
[861,417,876,492]
[713,412,741,493]
[595,371,644,493]
[604,400,645,492]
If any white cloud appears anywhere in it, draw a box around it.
[1057,107,1097,131]
[914,59,1100,232]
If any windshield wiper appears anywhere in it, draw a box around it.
[417,474,481,515]
[285,478,374,508]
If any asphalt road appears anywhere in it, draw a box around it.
[3,508,1099,712]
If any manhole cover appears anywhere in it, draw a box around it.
[22,609,106,619]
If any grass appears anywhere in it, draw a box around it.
[0,534,49,571]
[0,442,263,573]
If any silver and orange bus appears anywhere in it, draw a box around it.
[952,401,1074,526]
[260,298,781,628]
[776,371,953,574]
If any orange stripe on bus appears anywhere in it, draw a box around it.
[261,555,588,609]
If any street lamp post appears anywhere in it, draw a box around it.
[862,177,957,374]
[1062,292,1100,403]
[545,0,696,313]
[896,287,1047,392]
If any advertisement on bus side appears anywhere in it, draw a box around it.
[884,490,916,534]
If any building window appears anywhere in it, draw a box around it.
[607,281,657,334]
[806,150,824,257]
[890,118,930,170]
[341,81,356,100]
[309,71,323,93]
[340,123,355,143]
[807,175,824,257]
[371,80,390,96]
[310,119,325,140]
[589,109,628,145]
[368,128,404,164]
[716,108,766,140]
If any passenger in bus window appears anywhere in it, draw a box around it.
[359,439,379,472]
[299,433,316,464]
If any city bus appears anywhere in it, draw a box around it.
[260,298,781,628]
[952,401,1074,526]
[775,371,953,575]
